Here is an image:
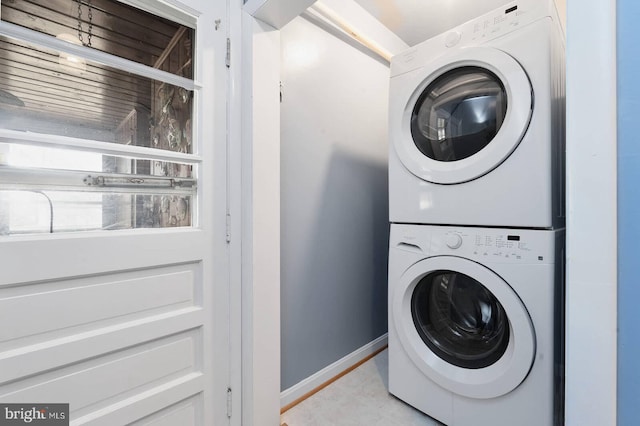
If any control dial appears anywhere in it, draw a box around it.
[445,31,462,47]
[446,233,463,249]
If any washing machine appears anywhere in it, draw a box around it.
[388,0,565,228]
[388,223,564,425]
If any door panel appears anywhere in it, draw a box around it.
[0,265,197,343]
[0,0,228,424]
[133,397,200,426]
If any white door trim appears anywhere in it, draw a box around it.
[228,0,244,425]
[240,11,282,426]
[565,0,617,425]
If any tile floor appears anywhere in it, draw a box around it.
[280,349,443,426]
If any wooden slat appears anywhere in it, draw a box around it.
[25,0,176,49]
[76,0,181,36]
[0,103,117,130]
[0,72,145,119]
[0,0,195,140]
[1,0,179,39]
[0,81,136,119]
[0,59,151,108]
[0,79,132,128]
[1,95,124,124]
[1,6,158,65]
[0,39,153,100]
[0,37,153,87]
[0,55,152,106]
[1,0,193,78]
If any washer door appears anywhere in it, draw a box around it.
[392,47,532,184]
[392,256,535,399]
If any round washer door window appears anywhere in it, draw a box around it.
[391,47,533,184]
[391,256,535,399]
[411,270,510,369]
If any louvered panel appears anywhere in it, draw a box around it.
[1,0,187,72]
[0,0,193,141]
[0,38,152,101]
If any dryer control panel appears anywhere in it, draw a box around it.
[464,3,526,45]
[427,226,560,265]
[390,0,559,77]
[452,0,549,47]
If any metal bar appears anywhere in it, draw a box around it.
[307,2,393,62]
[0,21,202,90]
[0,166,196,195]
[0,129,202,164]
[84,174,196,189]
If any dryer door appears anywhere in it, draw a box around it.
[391,255,535,399]
[391,47,532,184]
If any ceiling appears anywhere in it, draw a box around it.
[352,0,519,46]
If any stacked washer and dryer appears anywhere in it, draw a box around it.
[386,1,565,425]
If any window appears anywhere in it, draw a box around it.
[0,0,198,235]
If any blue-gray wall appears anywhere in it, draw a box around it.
[617,0,640,423]
[280,16,390,390]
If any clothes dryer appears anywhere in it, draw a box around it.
[388,0,565,228]
[388,223,564,425]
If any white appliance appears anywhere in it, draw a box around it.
[388,0,565,228]
[388,224,564,425]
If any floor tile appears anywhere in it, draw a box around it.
[281,349,442,426]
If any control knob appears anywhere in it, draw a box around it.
[445,31,462,47]
[446,233,463,249]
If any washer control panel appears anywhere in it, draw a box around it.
[430,226,557,264]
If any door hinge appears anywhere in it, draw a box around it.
[225,38,231,68]
[226,213,231,243]
[226,387,232,418]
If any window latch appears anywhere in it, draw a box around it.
[83,175,196,189]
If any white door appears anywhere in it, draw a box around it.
[0,0,230,424]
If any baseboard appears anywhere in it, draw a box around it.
[280,333,388,411]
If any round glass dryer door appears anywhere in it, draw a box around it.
[411,67,507,163]
[391,256,535,399]
[392,48,533,184]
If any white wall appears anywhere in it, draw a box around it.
[280,15,391,391]
[555,0,566,33]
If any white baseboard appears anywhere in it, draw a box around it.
[280,333,388,408]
